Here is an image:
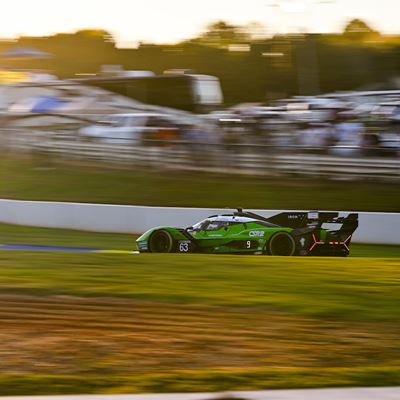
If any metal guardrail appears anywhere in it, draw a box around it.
[2,129,399,181]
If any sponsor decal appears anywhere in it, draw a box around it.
[249,231,265,237]
[300,237,306,248]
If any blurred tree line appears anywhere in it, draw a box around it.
[1,20,400,105]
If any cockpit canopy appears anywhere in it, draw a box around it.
[189,215,278,231]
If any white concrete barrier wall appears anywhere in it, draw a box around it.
[0,199,399,245]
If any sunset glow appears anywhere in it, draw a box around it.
[0,0,398,47]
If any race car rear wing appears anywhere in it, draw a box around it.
[265,211,359,229]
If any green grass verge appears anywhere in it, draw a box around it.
[1,366,400,395]
[1,154,400,211]
[349,243,400,258]
[2,222,400,257]
[0,252,399,321]
[0,223,136,250]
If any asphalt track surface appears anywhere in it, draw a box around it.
[0,244,134,254]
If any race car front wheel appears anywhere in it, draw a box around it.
[148,230,175,253]
[267,232,296,256]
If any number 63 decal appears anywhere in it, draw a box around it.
[178,242,190,252]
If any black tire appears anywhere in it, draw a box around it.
[148,230,175,253]
[267,232,296,256]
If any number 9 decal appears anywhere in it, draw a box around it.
[246,241,251,249]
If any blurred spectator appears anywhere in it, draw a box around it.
[297,122,333,150]
[330,113,364,156]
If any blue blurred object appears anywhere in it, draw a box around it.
[0,244,98,252]
[0,46,52,59]
[31,96,66,113]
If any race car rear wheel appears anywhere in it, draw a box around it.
[267,232,296,256]
[148,230,175,253]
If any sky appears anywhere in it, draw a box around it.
[0,0,398,47]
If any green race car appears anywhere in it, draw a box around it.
[136,209,358,256]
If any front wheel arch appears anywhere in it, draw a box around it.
[148,230,175,253]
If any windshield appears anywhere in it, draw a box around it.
[190,219,231,231]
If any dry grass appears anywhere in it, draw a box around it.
[0,251,399,394]
[0,294,399,384]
